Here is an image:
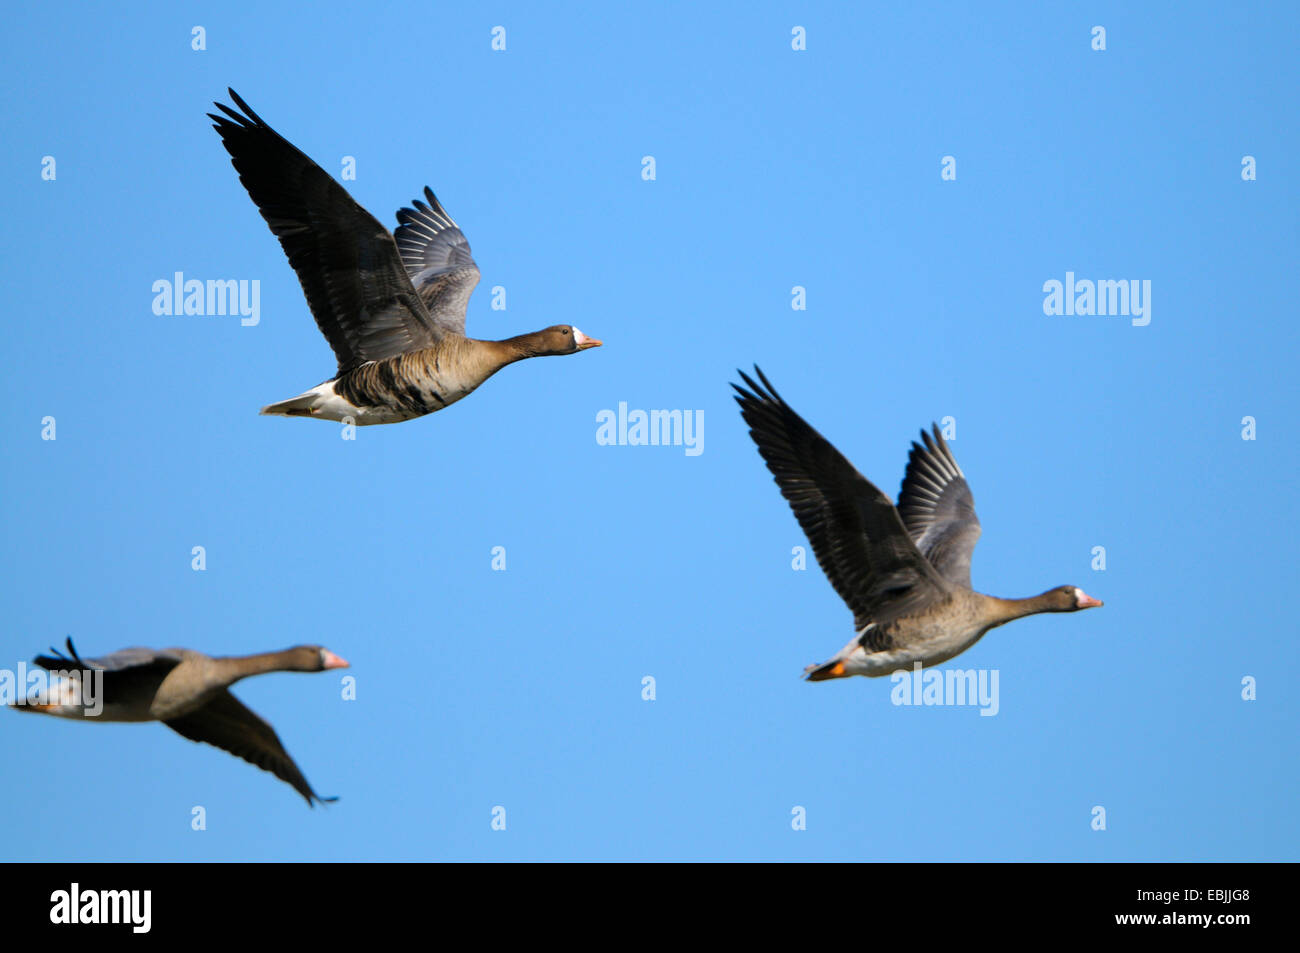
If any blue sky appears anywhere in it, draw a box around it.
[1,2,1296,860]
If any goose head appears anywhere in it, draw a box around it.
[534,325,603,355]
[1043,586,1104,612]
[284,646,351,671]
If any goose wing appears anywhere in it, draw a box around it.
[164,689,335,807]
[393,187,481,336]
[896,424,982,588]
[733,368,952,630]
[208,88,442,374]
[34,639,182,708]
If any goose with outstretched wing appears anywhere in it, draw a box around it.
[13,638,348,806]
[732,367,1102,679]
[208,89,601,425]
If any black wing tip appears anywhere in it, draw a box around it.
[905,423,965,489]
[731,364,781,403]
[927,424,962,467]
[422,186,452,218]
[730,374,757,401]
[732,365,807,443]
[397,188,456,231]
[36,636,82,670]
[911,423,949,457]
[210,101,245,125]
[209,88,267,133]
[224,87,258,121]
[730,371,765,415]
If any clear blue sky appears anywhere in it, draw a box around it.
[2,2,1296,861]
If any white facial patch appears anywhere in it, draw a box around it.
[572,327,590,346]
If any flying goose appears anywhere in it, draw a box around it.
[13,639,349,805]
[732,368,1103,679]
[207,89,601,425]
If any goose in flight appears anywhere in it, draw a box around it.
[732,368,1102,679]
[13,639,349,806]
[208,89,601,425]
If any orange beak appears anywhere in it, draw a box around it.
[1077,592,1104,609]
[574,329,602,350]
[321,651,350,669]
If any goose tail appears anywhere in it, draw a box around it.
[259,381,341,419]
[260,392,320,418]
[804,659,849,681]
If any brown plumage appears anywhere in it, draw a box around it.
[13,639,349,805]
[732,367,1103,679]
[207,89,601,425]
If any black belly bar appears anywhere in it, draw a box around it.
[338,362,443,416]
